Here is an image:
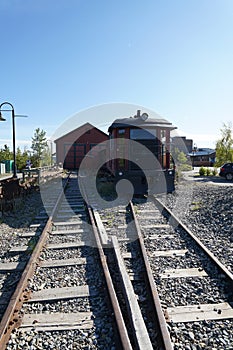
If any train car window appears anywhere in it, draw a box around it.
[130,128,156,139]
[161,130,166,142]
[118,129,125,134]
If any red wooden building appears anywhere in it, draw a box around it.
[54,123,108,170]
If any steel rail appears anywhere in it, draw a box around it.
[129,200,174,350]
[86,203,133,350]
[151,195,233,284]
[0,174,70,349]
[111,235,154,350]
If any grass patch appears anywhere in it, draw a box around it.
[190,201,202,211]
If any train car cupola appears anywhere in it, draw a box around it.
[108,109,177,134]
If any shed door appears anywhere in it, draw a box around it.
[63,143,86,169]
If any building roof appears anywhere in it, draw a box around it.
[108,110,177,132]
[188,148,216,157]
[54,122,108,142]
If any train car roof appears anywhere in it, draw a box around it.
[108,116,177,132]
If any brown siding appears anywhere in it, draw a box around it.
[55,123,108,169]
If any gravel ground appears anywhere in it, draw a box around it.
[161,176,233,273]
[1,173,233,349]
[139,175,233,350]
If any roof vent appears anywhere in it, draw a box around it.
[141,113,148,121]
[134,110,141,118]
[133,110,149,121]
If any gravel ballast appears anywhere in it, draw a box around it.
[1,174,232,349]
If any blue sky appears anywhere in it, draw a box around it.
[0,0,233,150]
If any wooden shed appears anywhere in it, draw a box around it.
[54,122,108,170]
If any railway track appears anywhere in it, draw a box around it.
[133,195,233,348]
[0,173,172,349]
[97,195,233,349]
[91,205,172,349]
[1,171,232,349]
[0,173,117,349]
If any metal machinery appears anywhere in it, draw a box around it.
[107,110,177,194]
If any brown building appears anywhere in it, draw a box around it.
[54,123,108,170]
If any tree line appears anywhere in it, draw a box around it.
[0,128,51,171]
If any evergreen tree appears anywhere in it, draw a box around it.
[31,128,48,167]
[16,147,30,171]
[0,144,12,161]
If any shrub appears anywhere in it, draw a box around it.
[212,168,218,176]
[206,168,211,176]
[199,167,206,176]
[179,164,193,171]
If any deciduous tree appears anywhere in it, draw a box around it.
[215,122,233,166]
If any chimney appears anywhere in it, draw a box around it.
[134,110,141,118]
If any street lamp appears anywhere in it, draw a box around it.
[0,102,27,178]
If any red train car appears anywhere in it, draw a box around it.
[107,110,176,194]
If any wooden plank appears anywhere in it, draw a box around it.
[150,224,170,229]
[62,198,83,202]
[0,261,26,272]
[20,312,93,331]
[50,229,86,235]
[58,207,85,212]
[137,209,160,213]
[40,258,87,268]
[141,224,169,229]
[9,242,89,253]
[29,224,42,228]
[117,225,128,229]
[9,242,86,253]
[60,198,83,202]
[29,285,97,302]
[122,252,132,259]
[55,213,76,217]
[19,232,41,238]
[139,219,167,223]
[118,238,131,242]
[60,204,84,209]
[160,267,207,279]
[153,249,188,257]
[149,234,175,240]
[9,246,30,253]
[53,221,83,226]
[46,242,86,249]
[166,302,233,323]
